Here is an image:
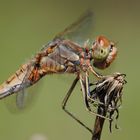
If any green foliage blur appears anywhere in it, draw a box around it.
[0,0,139,140]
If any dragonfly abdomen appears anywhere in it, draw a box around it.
[0,64,31,99]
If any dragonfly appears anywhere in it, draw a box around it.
[0,11,117,133]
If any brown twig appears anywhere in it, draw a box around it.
[92,106,106,140]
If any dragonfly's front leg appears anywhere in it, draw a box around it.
[88,66,103,79]
[80,73,111,120]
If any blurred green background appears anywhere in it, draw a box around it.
[0,0,139,140]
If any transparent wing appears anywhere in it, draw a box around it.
[4,82,41,113]
[54,10,94,45]
[4,90,28,112]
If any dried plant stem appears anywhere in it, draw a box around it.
[92,105,106,140]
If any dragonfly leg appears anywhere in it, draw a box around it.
[80,73,111,121]
[62,76,93,134]
[89,66,103,79]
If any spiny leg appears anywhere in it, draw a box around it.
[87,66,105,105]
[62,76,93,134]
[80,73,111,120]
[86,72,105,106]
[89,66,103,79]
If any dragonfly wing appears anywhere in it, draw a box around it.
[4,89,27,112]
[16,82,41,110]
[16,89,26,109]
[4,82,41,112]
[15,88,34,110]
[54,10,94,45]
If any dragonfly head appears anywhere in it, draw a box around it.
[91,36,117,69]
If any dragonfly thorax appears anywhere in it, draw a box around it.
[77,50,92,72]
